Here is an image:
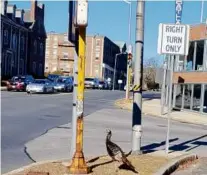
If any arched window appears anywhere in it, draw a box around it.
[34,40,37,53]
[21,36,24,51]
[12,34,17,49]
[40,43,43,56]
[4,30,9,44]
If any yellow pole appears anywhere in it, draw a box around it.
[68,26,89,174]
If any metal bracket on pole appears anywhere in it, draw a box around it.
[69,50,78,159]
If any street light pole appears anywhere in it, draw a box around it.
[113,53,127,91]
[124,0,132,99]
[132,0,145,154]
[200,0,204,23]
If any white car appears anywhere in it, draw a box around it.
[26,79,55,94]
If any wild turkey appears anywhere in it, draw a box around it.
[105,129,138,174]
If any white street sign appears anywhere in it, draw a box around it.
[157,23,190,56]
[118,80,123,84]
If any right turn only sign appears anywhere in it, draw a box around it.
[157,23,190,56]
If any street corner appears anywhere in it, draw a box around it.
[114,98,133,110]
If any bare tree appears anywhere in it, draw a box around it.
[143,57,160,90]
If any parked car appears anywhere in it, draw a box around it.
[47,74,60,82]
[84,77,99,89]
[98,80,108,90]
[54,76,73,92]
[7,75,34,91]
[26,79,55,94]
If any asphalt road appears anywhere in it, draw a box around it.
[1,90,127,173]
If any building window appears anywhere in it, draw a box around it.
[54,36,58,41]
[34,40,37,54]
[40,43,43,56]
[12,34,17,49]
[95,52,100,60]
[39,64,42,75]
[53,45,57,49]
[19,59,24,75]
[21,36,24,51]
[4,30,9,44]
[96,39,100,46]
[63,52,68,59]
[33,62,36,73]
[64,35,68,42]
[53,50,57,55]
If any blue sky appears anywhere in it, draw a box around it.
[10,1,207,62]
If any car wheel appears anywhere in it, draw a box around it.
[51,87,55,93]
[27,91,30,94]
[43,88,46,93]
[7,88,11,91]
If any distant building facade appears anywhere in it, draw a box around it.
[1,0,46,79]
[45,32,75,75]
[45,33,127,86]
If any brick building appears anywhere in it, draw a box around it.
[1,0,46,79]
[45,33,127,85]
[45,32,74,75]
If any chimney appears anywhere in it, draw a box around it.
[15,9,24,24]
[30,0,37,21]
[1,0,8,15]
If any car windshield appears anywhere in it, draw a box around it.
[85,78,94,81]
[12,77,26,81]
[34,80,48,84]
[57,78,70,83]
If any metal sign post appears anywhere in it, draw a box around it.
[165,55,174,154]
[157,23,190,154]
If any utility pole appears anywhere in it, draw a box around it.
[69,26,89,174]
[132,0,145,154]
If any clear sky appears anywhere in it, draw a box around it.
[10,1,207,63]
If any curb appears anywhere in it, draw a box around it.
[115,99,207,126]
[153,153,198,175]
[2,155,107,175]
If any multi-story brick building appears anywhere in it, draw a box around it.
[1,0,46,79]
[45,33,127,86]
[45,32,74,75]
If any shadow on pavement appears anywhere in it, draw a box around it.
[169,134,207,153]
[141,138,179,153]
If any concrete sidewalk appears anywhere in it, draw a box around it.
[116,99,207,126]
[25,108,207,163]
[25,108,133,162]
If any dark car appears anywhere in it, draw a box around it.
[7,75,34,91]
[53,76,73,92]
[47,74,60,82]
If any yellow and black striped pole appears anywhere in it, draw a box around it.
[68,26,89,174]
